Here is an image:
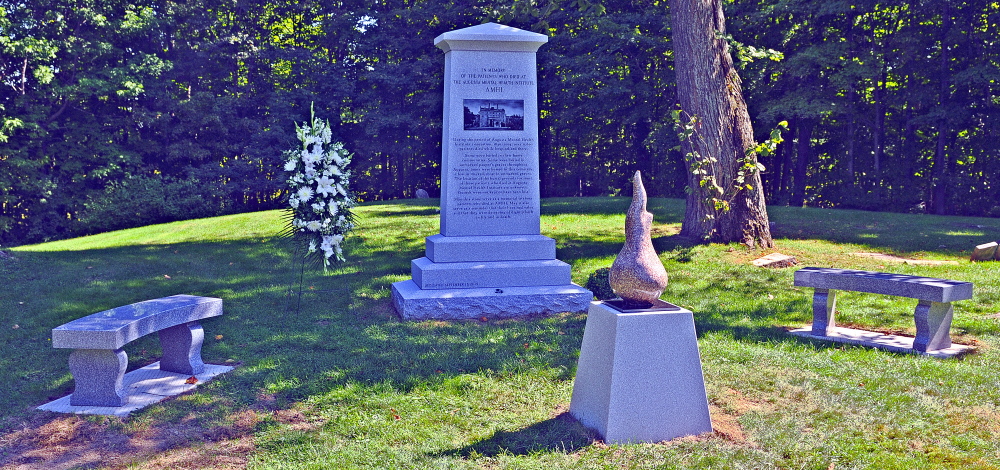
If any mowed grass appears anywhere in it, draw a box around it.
[1,197,999,469]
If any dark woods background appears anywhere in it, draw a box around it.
[2,0,998,245]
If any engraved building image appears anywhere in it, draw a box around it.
[463,99,524,130]
[478,102,507,128]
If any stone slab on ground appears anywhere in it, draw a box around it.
[569,301,712,444]
[789,326,974,359]
[751,253,798,268]
[391,280,591,320]
[970,242,998,262]
[37,362,233,417]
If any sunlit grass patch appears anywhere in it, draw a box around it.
[2,198,999,468]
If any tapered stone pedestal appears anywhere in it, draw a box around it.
[570,301,712,444]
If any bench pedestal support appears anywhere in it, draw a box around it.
[914,300,953,352]
[811,288,837,336]
[69,349,128,407]
[159,321,205,375]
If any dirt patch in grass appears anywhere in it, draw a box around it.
[0,411,258,470]
[704,387,774,447]
[849,252,959,265]
[832,321,985,348]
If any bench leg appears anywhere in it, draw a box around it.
[914,300,953,352]
[159,321,205,375]
[811,288,837,336]
[68,349,128,407]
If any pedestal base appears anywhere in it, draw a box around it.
[391,280,592,320]
[570,301,712,444]
[38,362,233,417]
[789,326,974,358]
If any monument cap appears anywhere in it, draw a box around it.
[434,22,548,53]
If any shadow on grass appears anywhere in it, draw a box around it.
[768,205,1000,256]
[437,412,598,458]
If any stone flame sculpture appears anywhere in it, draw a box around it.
[609,171,669,308]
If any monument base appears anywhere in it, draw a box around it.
[391,280,592,320]
[570,301,713,444]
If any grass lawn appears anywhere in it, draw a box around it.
[2,197,1000,469]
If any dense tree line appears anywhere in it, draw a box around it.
[1,0,997,245]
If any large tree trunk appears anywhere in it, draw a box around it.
[669,0,773,248]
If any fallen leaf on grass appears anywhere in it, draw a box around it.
[215,335,224,340]
[185,376,198,384]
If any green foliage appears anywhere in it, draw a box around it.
[727,0,1000,214]
[672,109,786,217]
[584,267,614,300]
[78,174,230,233]
[2,0,999,246]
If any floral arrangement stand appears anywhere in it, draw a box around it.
[281,106,356,311]
[282,106,355,269]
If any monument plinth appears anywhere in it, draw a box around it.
[391,23,592,320]
[570,171,712,444]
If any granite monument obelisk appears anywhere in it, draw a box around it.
[391,23,591,320]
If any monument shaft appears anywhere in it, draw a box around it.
[391,23,591,320]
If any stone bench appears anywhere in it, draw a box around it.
[51,295,223,406]
[793,267,973,353]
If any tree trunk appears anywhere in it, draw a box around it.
[792,118,813,207]
[669,0,773,248]
[931,4,952,216]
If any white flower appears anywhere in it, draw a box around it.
[336,184,347,196]
[320,235,335,258]
[305,220,322,232]
[321,126,332,143]
[328,200,339,215]
[284,159,297,171]
[331,154,343,166]
[301,147,322,166]
[337,215,347,227]
[330,166,342,176]
[308,239,317,253]
[304,134,321,147]
[315,176,336,197]
[311,202,325,213]
[297,186,314,203]
[289,196,300,209]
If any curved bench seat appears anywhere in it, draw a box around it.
[51,295,223,407]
